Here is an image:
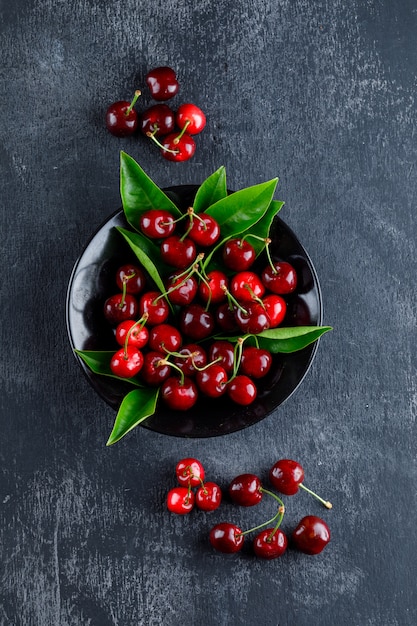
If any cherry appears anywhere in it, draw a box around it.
[209,523,244,554]
[196,363,228,398]
[175,458,205,487]
[222,238,256,271]
[269,459,332,508]
[172,344,207,376]
[105,90,141,137]
[176,103,206,135]
[103,293,139,325]
[234,302,271,334]
[139,291,169,325]
[261,261,298,295]
[148,323,182,353]
[196,482,222,511]
[139,209,176,239]
[262,294,286,328]
[229,473,263,507]
[110,346,143,378]
[160,132,196,162]
[161,376,198,411]
[160,235,196,269]
[227,375,257,405]
[240,346,272,379]
[166,486,195,514]
[215,303,239,332]
[253,528,288,559]
[208,340,235,375]
[115,319,149,349]
[141,351,171,386]
[198,270,228,305]
[115,264,146,294]
[179,304,214,340]
[230,271,265,303]
[139,104,175,136]
[165,271,198,306]
[186,213,220,247]
[291,516,330,555]
[146,66,179,101]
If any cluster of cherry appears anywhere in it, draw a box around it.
[167,457,332,559]
[105,66,206,161]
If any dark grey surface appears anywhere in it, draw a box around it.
[1,1,416,625]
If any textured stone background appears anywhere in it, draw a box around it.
[1,1,416,624]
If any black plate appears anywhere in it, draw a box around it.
[66,186,323,438]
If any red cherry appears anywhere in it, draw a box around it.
[103,293,139,325]
[198,270,228,305]
[261,261,298,295]
[176,103,206,135]
[222,238,256,271]
[110,346,143,378]
[139,209,176,239]
[115,320,149,349]
[262,294,287,327]
[166,487,195,514]
[160,235,196,269]
[253,528,288,559]
[148,323,182,353]
[234,302,271,334]
[146,66,179,101]
[161,376,198,411]
[105,90,141,137]
[229,473,263,507]
[139,104,175,136]
[141,351,171,386]
[160,132,196,162]
[115,264,146,294]
[139,291,169,325]
[179,304,215,340]
[227,375,257,405]
[215,303,239,332]
[292,516,331,555]
[186,214,220,247]
[208,340,235,375]
[196,482,222,511]
[269,459,304,495]
[240,346,272,379]
[175,458,205,487]
[165,271,198,306]
[230,271,265,303]
[209,523,244,554]
[172,344,207,377]
[196,363,228,398]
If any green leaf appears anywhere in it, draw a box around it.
[204,178,278,239]
[107,387,160,445]
[75,350,144,386]
[256,326,333,353]
[116,227,169,293]
[248,200,284,255]
[120,151,182,229]
[193,166,227,213]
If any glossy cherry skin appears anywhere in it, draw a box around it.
[148,323,182,353]
[196,364,228,398]
[230,271,265,303]
[209,523,244,554]
[115,320,149,349]
[227,375,257,405]
[139,291,169,325]
[253,528,288,559]
[292,516,330,555]
[261,261,298,295]
[110,346,143,378]
[234,302,271,334]
[215,303,239,332]
[186,214,220,247]
[222,238,256,271]
[160,235,196,269]
[105,100,138,137]
[141,351,171,386]
[166,487,195,514]
[139,209,176,239]
[176,457,205,487]
[208,340,235,375]
[269,459,305,496]
[103,293,139,325]
[161,132,196,162]
[172,344,207,376]
[176,103,206,134]
[229,473,263,506]
[116,264,146,294]
[165,272,198,306]
[146,66,179,101]
[262,294,287,327]
[240,346,272,379]
[179,304,215,340]
[139,104,175,136]
[161,376,198,411]
[196,482,222,511]
[198,270,228,305]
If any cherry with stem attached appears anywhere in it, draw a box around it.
[105,90,141,137]
[269,459,332,509]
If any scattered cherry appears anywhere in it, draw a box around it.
[196,482,222,511]
[176,458,205,487]
[160,132,196,162]
[105,90,141,137]
[209,523,244,554]
[139,103,175,136]
[145,66,179,101]
[166,486,195,514]
[253,528,288,559]
[176,103,206,135]
[269,459,332,509]
[229,473,263,506]
[291,515,330,555]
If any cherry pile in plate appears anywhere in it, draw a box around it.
[167,457,332,559]
[102,206,298,412]
[105,66,206,162]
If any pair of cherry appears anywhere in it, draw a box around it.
[105,66,206,162]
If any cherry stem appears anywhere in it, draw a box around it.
[125,90,141,115]
[299,483,333,509]
[146,130,179,155]
[237,488,285,537]
[264,240,278,274]
[229,337,245,382]
[221,285,247,314]
[173,120,190,144]
[157,358,184,385]
[118,274,130,309]
[243,283,264,307]
[123,312,149,358]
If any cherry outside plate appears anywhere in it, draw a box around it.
[66,185,323,438]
